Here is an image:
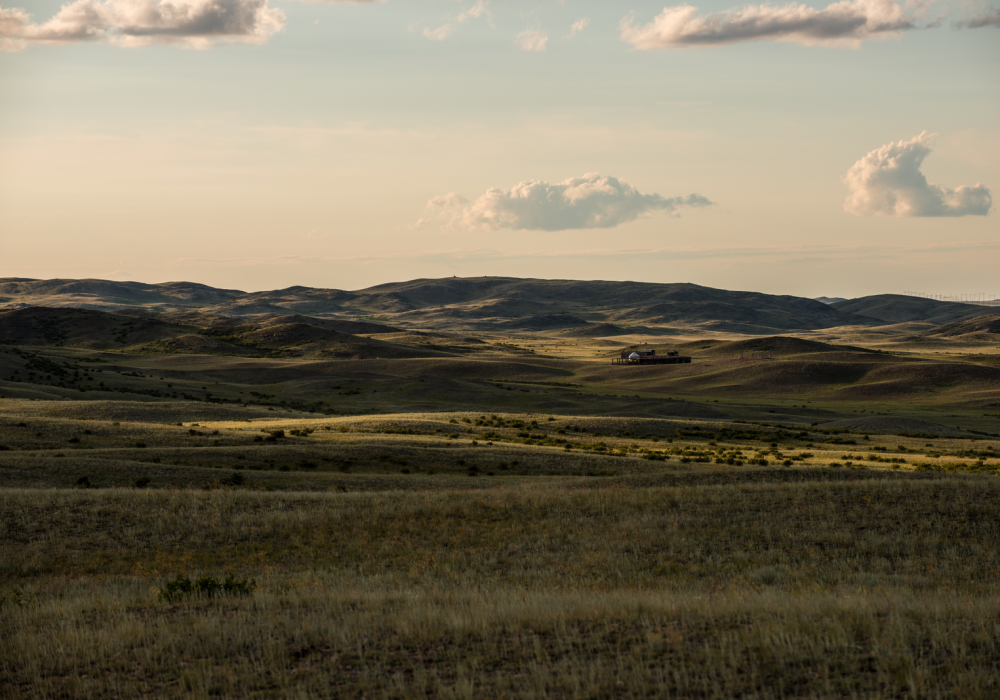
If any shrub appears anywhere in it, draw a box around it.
[221,472,245,486]
[75,476,92,488]
[158,575,256,602]
[134,477,151,488]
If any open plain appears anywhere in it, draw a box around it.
[3,278,1000,698]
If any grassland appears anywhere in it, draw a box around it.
[3,303,1000,697]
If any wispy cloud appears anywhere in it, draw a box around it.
[620,0,915,49]
[959,7,1000,27]
[423,0,490,41]
[568,17,590,38]
[843,132,992,217]
[516,28,547,51]
[0,0,285,50]
[420,173,713,231]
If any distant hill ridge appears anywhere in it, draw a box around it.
[0,276,945,333]
[832,294,994,325]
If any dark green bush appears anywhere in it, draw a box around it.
[158,574,256,602]
[221,472,245,486]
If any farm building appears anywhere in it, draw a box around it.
[612,348,691,365]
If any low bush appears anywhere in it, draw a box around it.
[158,574,256,602]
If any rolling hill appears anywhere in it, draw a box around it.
[0,276,880,334]
[0,307,446,360]
[924,314,1000,338]
[832,295,995,325]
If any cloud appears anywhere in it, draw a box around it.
[516,28,547,51]
[423,0,490,41]
[843,132,992,217]
[421,173,713,231]
[620,0,915,49]
[0,0,285,50]
[423,24,454,40]
[961,8,1000,27]
[568,17,590,38]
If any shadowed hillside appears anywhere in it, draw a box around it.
[833,294,995,325]
[0,307,448,360]
[0,307,189,348]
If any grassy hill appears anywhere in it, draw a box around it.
[351,277,875,332]
[0,307,446,360]
[925,314,1000,337]
[1,276,878,333]
[0,277,242,309]
[832,294,995,325]
[0,306,190,348]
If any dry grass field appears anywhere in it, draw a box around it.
[3,302,1000,697]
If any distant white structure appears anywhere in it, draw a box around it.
[629,352,640,360]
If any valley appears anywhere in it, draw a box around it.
[2,276,1000,698]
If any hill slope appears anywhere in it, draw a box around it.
[0,307,446,359]
[2,276,880,333]
[328,278,877,332]
[924,314,1000,337]
[832,295,994,325]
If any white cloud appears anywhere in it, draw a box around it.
[423,24,454,40]
[0,0,285,50]
[843,132,992,217]
[422,173,713,231]
[423,0,490,41]
[516,28,547,51]
[620,0,914,49]
[568,17,590,38]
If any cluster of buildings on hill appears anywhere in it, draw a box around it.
[613,348,691,365]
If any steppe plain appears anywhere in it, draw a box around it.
[2,276,1000,698]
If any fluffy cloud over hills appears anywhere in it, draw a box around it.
[843,132,992,217]
[420,173,713,231]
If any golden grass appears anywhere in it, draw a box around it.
[2,328,1000,696]
[3,480,1000,698]
[5,581,1000,699]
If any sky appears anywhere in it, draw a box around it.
[1,0,998,298]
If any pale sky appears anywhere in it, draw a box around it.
[1,0,998,297]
